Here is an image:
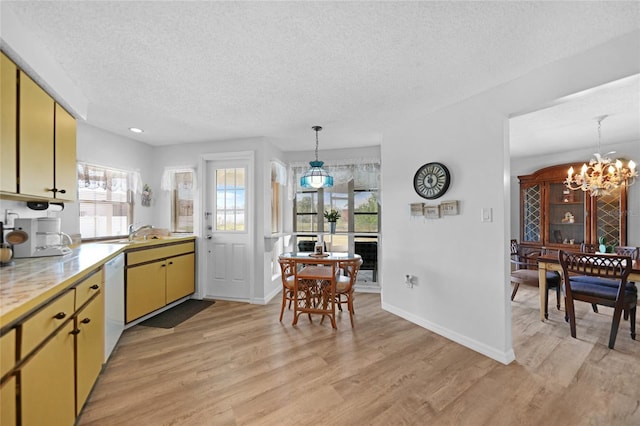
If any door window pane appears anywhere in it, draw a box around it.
[215,167,246,231]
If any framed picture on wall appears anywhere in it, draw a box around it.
[424,205,440,219]
[440,200,459,216]
[410,202,424,216]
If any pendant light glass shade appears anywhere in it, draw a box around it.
[300,161,334,188]
[300,126,333,189]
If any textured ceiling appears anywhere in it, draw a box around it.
[2,1,639,154]
[510,74,639,158]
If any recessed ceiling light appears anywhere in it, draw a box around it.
[129,127,144,133]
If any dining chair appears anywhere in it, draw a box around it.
[577,246,639,315]
[614,246,640,260]
[278,257,297,322]
[332,258,363,327]
[558,250,636,349]
[510,240,561,318]
[298,240,326,252]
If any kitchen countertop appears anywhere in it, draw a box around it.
[0,236,195,329]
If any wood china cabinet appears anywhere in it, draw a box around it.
[519,163,627,250]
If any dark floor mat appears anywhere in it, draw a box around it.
[138,299,215,329]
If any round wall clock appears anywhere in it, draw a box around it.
[413,162,450,200]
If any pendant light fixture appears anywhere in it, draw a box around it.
[300,126,333,189]
[564,115,637,196]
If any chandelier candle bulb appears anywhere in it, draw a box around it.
[564,116,637,196]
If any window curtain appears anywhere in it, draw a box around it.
[160,166,198,191]
[77,163,141,193]
[287,158,380,200]
[271,161,287,185]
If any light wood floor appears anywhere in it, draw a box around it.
[78,287,640,425]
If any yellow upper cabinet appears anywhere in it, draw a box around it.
[1,51,77,202]
[1,52,17,193]
[54,103,77,201]
[19,71,55,199]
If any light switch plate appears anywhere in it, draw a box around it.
[481,208,492,223]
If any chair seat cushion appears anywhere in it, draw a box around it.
[511,270,560,287]
[570,275,637,293]
[284,275,295,290]
[336,275,351,292]
[568,279,638,301]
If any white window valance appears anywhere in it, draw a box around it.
[77,162,142,194]
[160,166,198,191]
[287,158,380,200]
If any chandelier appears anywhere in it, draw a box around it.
[300,126,334,189]
[564,115,637,197]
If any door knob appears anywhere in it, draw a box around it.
[206,234,213,240]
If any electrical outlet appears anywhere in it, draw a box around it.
[4,210,18,228]
[405,274,414,288]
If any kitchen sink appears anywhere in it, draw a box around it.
[99,238,151,244]
[98,236,177,245]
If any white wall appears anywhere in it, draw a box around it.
[382,99,512,363]
[379,31,640,364]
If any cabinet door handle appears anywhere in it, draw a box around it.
[168,261,173,265]
[161,264,166,267]
[54,312,67,320]
[90,284,100,290]
[58,189,66,194]
[70,329,81,335]
[81,318,91,324]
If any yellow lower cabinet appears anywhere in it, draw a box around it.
[75,292,105,415]
[166,253,195,304]
[0,328,16,426]
[21,321,75,426]
[126,260,167,322]
[1,376,16,426]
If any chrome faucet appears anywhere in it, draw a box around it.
[128,224,153,241]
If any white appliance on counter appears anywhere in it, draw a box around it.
[12,218,72,258]
[104,253,125,361]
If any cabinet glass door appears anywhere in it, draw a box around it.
[547,183,585,247]
[522,184,542,243]
[594,186,622,247]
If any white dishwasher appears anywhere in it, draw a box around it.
[104,253,125,361]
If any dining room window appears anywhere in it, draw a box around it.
[293,162,380,234]
[292,161,380,282]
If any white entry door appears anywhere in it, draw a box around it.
[204,156,252,301]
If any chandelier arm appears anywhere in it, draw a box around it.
[564,115,636,196]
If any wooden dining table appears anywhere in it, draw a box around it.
[279,251,361,328]
[537,253,640,322]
